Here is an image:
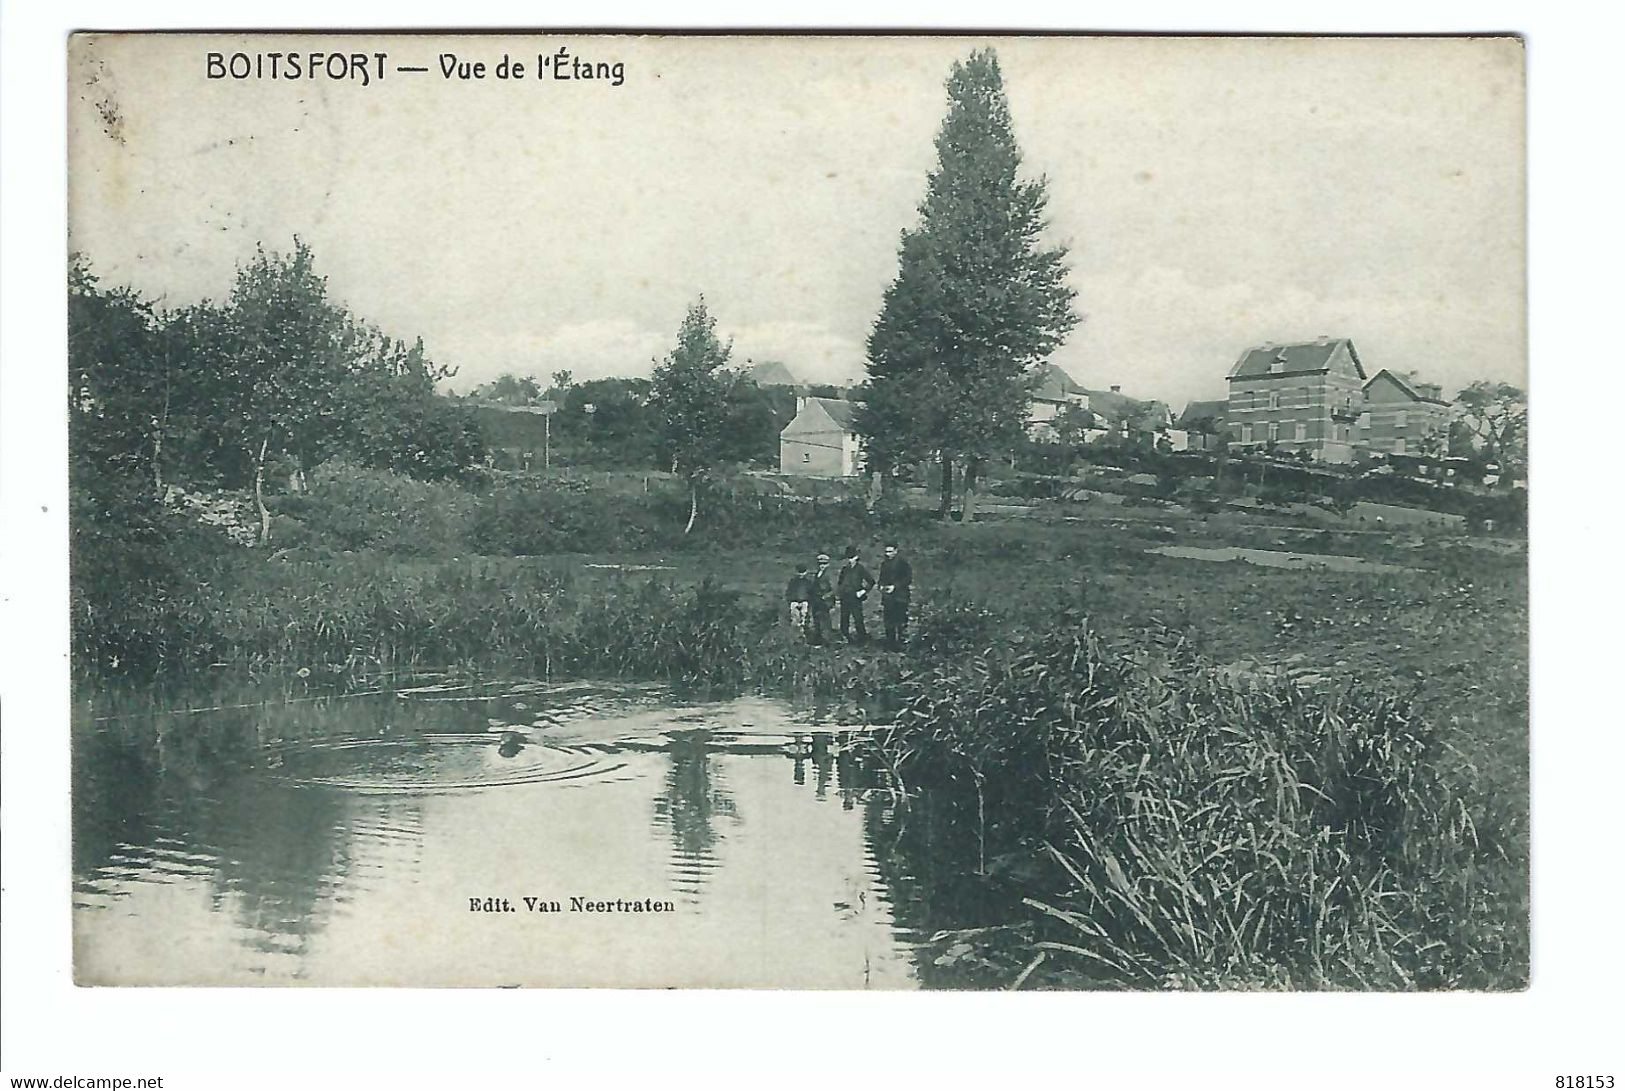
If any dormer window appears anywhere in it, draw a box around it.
[1270,350,1288,374]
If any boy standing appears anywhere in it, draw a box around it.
[785,563,814,642]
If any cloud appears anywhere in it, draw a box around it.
[728,321,869,386]
[1056,264,1524,409]
[439,319,669,390]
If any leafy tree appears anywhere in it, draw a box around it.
[1052,402,1096,475]
[68,258,238,674]
[471,373,543,406]
[648,298,738,533]
[549,369,574,396]
[718,379,789,466]
[338,331,486,480]
[563,377,655,465]
[185,240,356,543]
[69,256,169,496]
[1455,381,1527,487]
[1446,418,1479,460]
[1415,422,1449,464]
[857,47,1078,521]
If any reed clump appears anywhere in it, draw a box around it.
[879,621,1523,990]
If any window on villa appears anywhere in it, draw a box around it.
[1268,392,1279,410]
[1294,423,1306,442]
[1395,411,1408,429]
[1268,422,1279,442]
[1394,438,1407,455]
[1240,424,1252,443]
[802,452,810,463]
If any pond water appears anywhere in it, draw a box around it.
[1147,544,1415,573]
[72,681,932,988]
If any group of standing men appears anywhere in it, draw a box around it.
[785,542,912,649]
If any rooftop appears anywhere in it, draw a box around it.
[1227,338,1366,381]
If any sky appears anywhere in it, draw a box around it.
[68,33,1525,409]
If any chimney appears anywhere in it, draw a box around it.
[795,394,806,414]
[1110,384,1121,393]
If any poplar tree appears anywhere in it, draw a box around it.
[857,48,1077,520]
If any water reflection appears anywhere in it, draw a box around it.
[73,681,927,987]
[651,730,739,901]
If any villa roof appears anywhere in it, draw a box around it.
[1227,338,1366,381]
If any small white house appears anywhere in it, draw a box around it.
[779,396,863,477]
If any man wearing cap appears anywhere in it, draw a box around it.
[809,553,835,646]
[836,544,875,645]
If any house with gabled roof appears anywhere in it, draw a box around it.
[749,359,801,389]
[1176,399,1230,451]
[1226,337,1368,462]
[1360,369,1454,457]
[1082,385,1171,437]
[779,395,863,476]
[1027,362,1090,439]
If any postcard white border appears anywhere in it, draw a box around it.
[4,1,1621,1085]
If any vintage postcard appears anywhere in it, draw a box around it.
[67,32,1526,989]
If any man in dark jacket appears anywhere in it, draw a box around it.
[877,541,913,649]
[809,553,834,646]
[835,544,875,644]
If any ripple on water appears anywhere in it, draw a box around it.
[268,733,629,795]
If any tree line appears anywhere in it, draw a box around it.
[70,240,485,545]
[69,242,804,542]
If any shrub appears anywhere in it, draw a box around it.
[275,460,476,555]
[471,478,661,554]
[908,600,1002,658]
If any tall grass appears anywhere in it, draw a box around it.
[265,460,923,559]
[84,561,753,686]
[879,623,1524,989]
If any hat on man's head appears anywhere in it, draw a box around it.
[816,553,830,563]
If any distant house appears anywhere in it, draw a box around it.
[779,396,863,477]
[1082,385,1172,445]
[749,359,801,389]
[1226,338,1367,462]
[1360,369,1454,457]
[1027,363,1090,439]
[1176,399,1229,452]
